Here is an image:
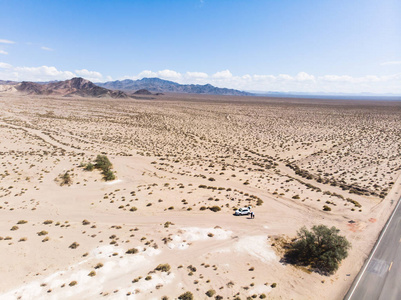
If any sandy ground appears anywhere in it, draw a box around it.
[0,92,401,299]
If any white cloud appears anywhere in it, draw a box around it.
[0,62,12,69]
[137,70,157,78]
[0,39,15,44]
[12,66,75,81]
[295,72,315,81]
[185,71,208,79]
[75,69,103,82]
[0,64,106,82]
[41,46,54,51]
[157,69,182,80]
[0,50,8,55]
[380,61,401,66]
[212,69,233,79]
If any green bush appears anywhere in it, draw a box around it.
[103,169,116,181]
[85,163,94,171]
[286,225,351,274]
[93,155,116,181]
[94,155,112,171]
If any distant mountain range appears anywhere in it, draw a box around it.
[97,77,252,96]
[15,77,130,98]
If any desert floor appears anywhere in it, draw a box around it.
[0,92,400,300]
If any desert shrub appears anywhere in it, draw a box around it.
[17,220,28,224]
[37,230,48,236]
[57,172,72,186]
[69,242,79,249]
[43,220,53,225]
[88,271,96,277]
[85,163,94,171]
[271,283,277,288]
[178,291,193,300]
[126,248,138,254]
[82,219,90,225]
[209,206,221,212]
[323,205,331,211]
[130,206,137,212]
[346,198,362,208]
[155,264,171,272]
[187,265,197,272]
[69,281,77,286]
[200,206,207,211]
[94,155,112,171]
[285,225,350,274]
[292,195,300,199]
[103,169,116,181]
[93,155,115,181]
[256,199,263,206]
[164,222,173,228]
[10,226,19,231]
[145,275,152,281]
[95,263,103,269]
[205,289,216,297]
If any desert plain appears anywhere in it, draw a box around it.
[0,92,401,300]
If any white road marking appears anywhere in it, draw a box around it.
[389,262,393,271]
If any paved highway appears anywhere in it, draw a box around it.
[345,197,401,300]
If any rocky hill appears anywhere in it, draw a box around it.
[133,89,152,95]
[0,80,18,85]
[15,77,130,98]
[98,78,252,96]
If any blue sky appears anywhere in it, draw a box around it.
[0,0,400,93]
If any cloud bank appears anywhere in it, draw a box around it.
[0,62,400,94]
[0,39,15,44]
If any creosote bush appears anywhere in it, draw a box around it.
[87,154,116,181]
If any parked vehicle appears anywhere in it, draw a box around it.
[234,206,252,216]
